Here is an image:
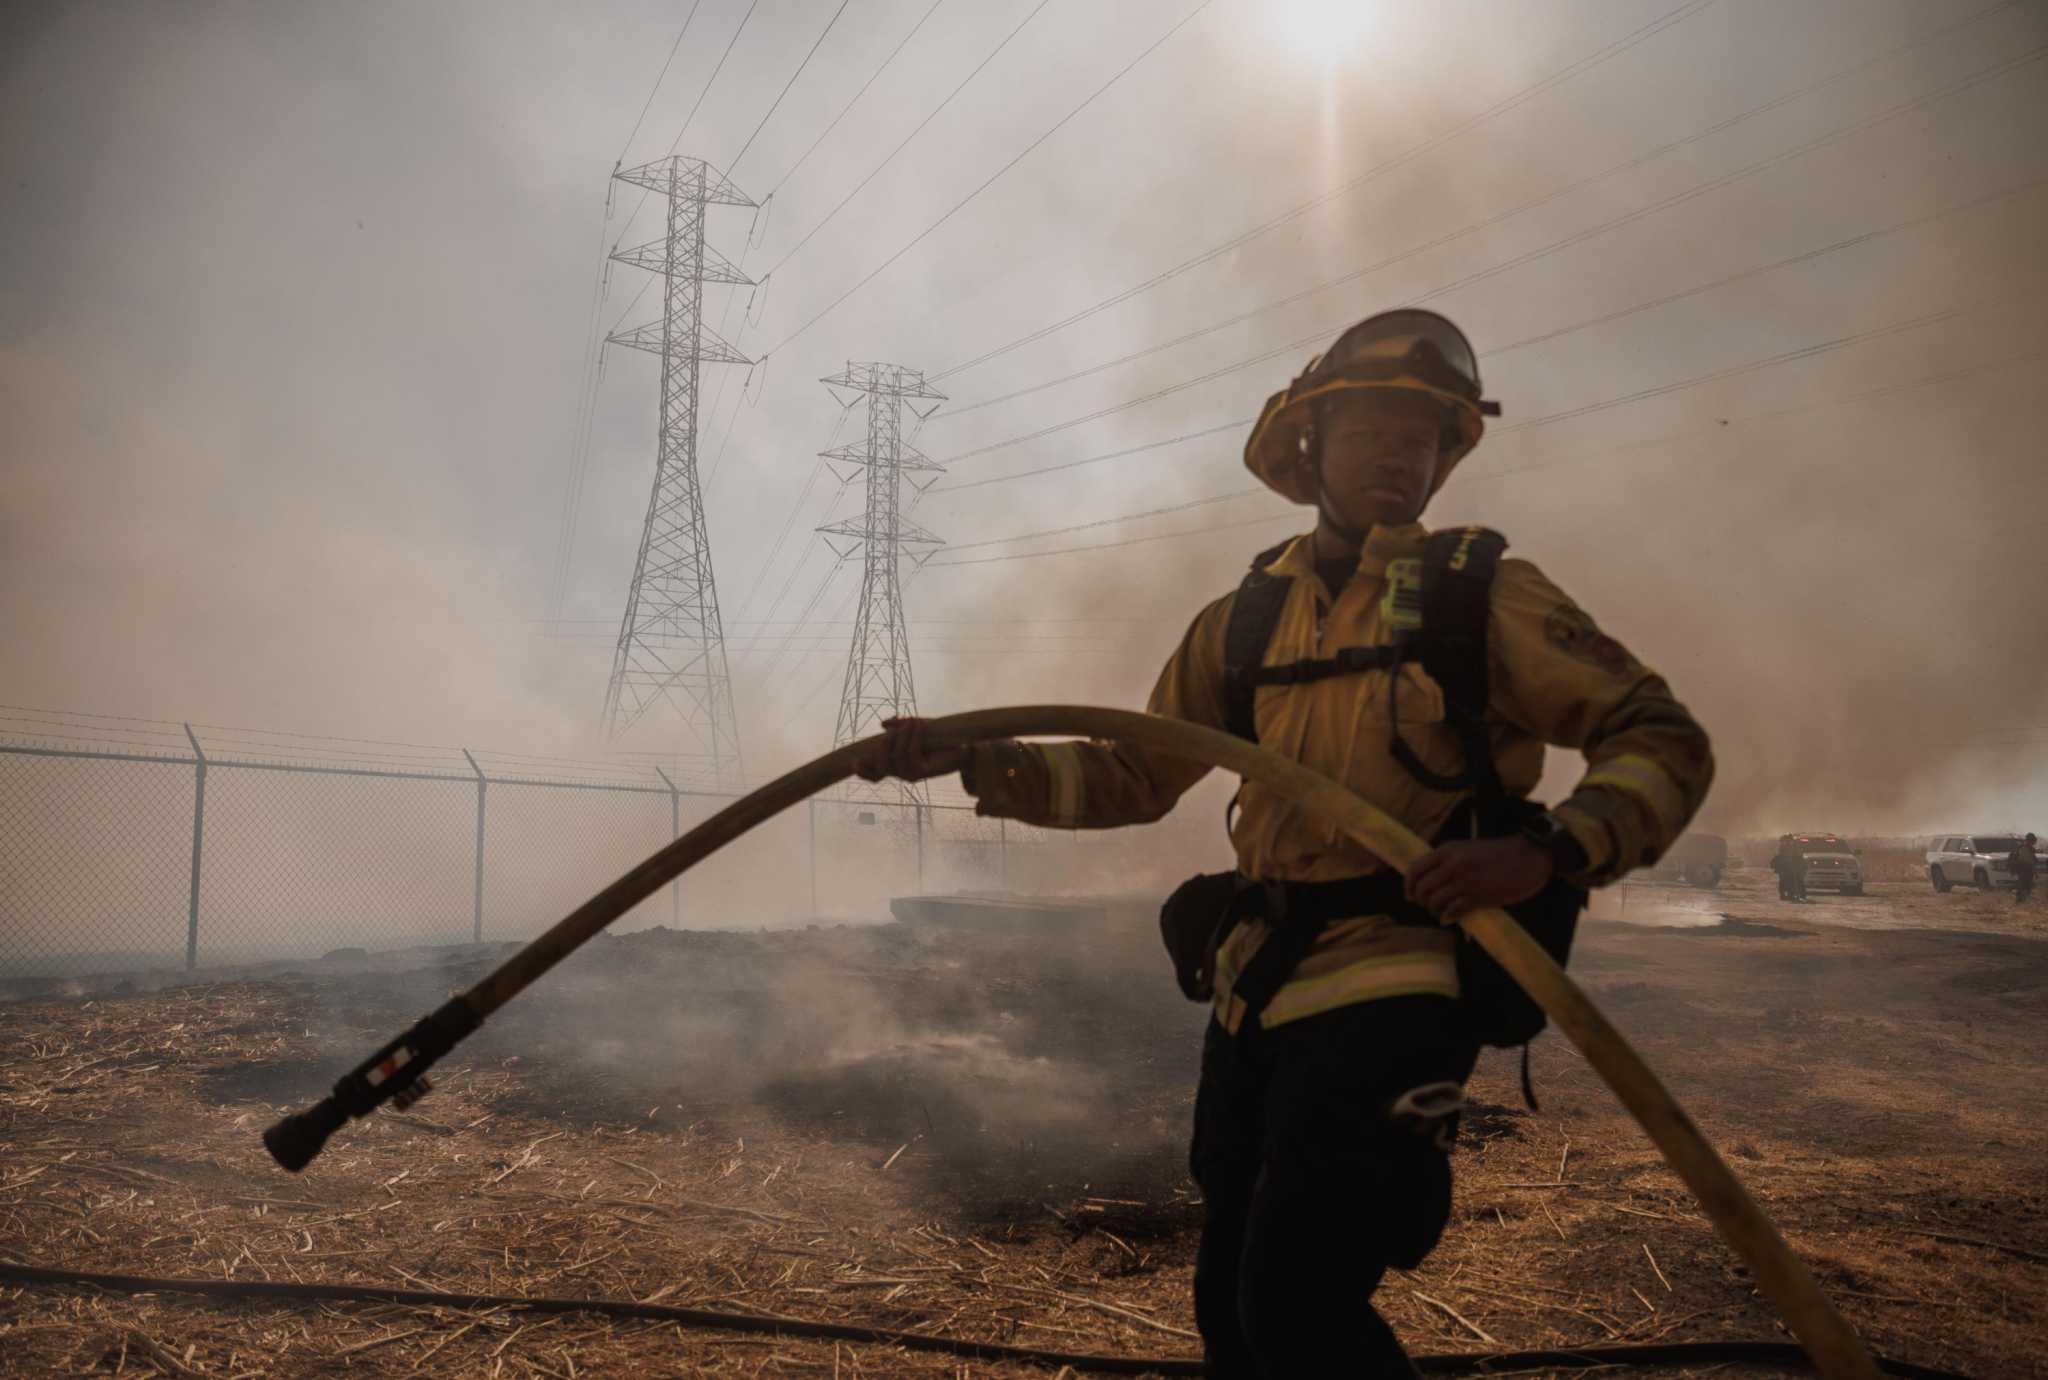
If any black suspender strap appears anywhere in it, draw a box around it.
[1387,527,1508,809]
[1221,541,1296,744]
[1220,528,1507,808]
[1242,643,1404,687]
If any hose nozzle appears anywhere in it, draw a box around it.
[260,997,481,1173]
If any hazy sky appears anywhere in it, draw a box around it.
[5,0,2046,835]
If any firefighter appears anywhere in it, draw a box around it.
[1777,839,1810,900]
[1771,841,1808,903]
[2014,833,2038,904]
[853,309,1714,1376]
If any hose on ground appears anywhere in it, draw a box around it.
[262,706,1881,1377]
[0,1262,1974,1379]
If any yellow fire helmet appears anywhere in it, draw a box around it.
[1244,308,1501,505]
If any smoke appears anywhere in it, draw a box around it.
[270,916,1207,1205]
[5,0,2048,947]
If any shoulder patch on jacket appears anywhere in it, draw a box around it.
[1543,605,1638,678]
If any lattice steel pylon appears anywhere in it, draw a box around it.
[817,363,946,804]
[599,155,755,787]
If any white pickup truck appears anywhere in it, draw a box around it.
[1926,835,2030,892]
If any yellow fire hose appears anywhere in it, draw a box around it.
[264,706,1880,1378]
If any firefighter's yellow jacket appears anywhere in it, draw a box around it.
[962,524,1714,1033]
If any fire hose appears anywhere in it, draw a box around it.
[259,706,1883,1378]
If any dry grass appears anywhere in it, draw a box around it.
[2,888,2043,1377]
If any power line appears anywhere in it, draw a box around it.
[733,472,856,637]
[571,0,715,599]
[547,167,626,624]
[542,615,1168,625]
[933,0,2023,424]
[698,3,1228,629]
[612,0,767,249]
[721,390,865,624]
[759,0,1217,359]
[719,0,1216,622]
[1487,173,2048,359]
[649,632,1130,645]
[671,0,763,158]
[744,572,865,724]
[731,460,833,618]
[927,0,1721,383]
[601,0,948,382]
[940,489,1261,554]
[553,634,1129,650]
[929,511,1291,567]
[768,0,948,200]
[751,555,854,679]
[549,3,756,620]
[619,2,705,163]
[758,0,1054,284]
[734,543,845,672]
[1494,303,1971,436]
[931,40,2048,471]
[930,420,1243,495]
[729,0,854,176]
[924,314,2046,568]
[1468,342,2048,487]
[923,170,2048,499]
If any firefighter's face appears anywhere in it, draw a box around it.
[1314,392,1444,528]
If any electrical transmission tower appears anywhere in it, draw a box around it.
[600,155,755,787]
[817,363,946,804]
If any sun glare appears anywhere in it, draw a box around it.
[1276,0,1377,64]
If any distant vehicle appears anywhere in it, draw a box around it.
[1777,832,1863,895]
[1644,832,1727,887]
[1926,835,2031,892]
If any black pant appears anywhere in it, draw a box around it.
[1189,995,1480,1378]
[2017,872,2035,903]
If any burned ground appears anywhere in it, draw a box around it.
[2,872,2044,1378]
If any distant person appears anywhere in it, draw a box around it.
[2014,833,2038,905]
[852,309,1715,1375]
[1771,844,1807,902]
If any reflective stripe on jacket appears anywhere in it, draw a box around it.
[964,523,1715,1031]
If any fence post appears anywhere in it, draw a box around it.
[914,800,925,893]
[463,750,486,943]
[999,817,1008,892]
[655,766,680,926]
[808,799,818,917]
[183,724,207,970]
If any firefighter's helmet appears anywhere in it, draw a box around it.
[1244,309,1499,505]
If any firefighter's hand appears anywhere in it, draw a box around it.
[851,716,968,784]
[1406,838,1554,922]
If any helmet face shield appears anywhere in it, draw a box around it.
[1317,309,1484,399]
[1244,309,1499,506]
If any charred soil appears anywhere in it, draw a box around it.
[1,882,2043,1377]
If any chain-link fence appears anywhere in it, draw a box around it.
[0,713,1141,981]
